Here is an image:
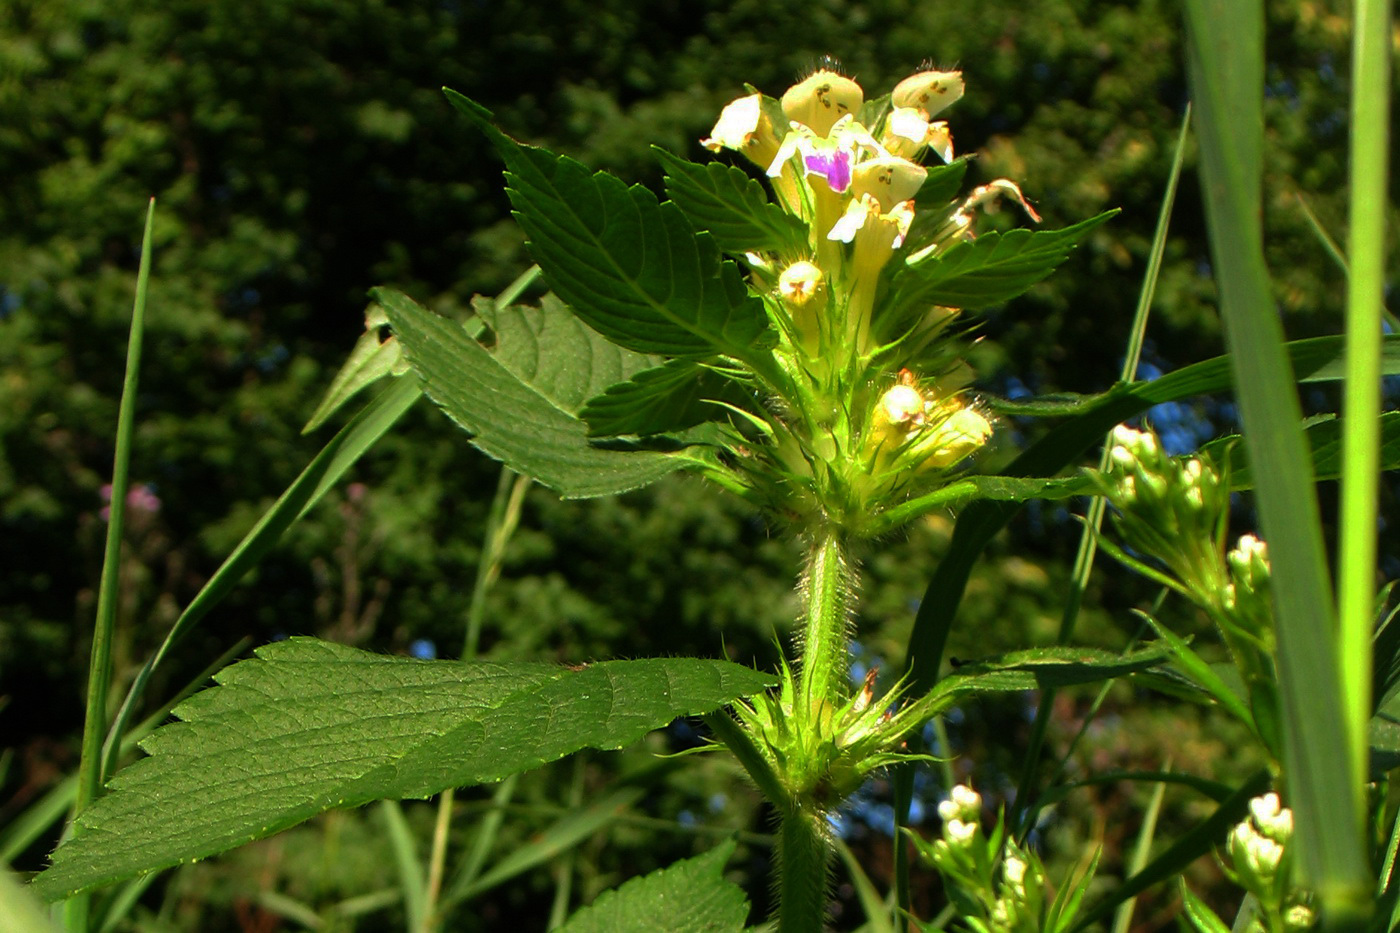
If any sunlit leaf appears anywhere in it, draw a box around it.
[34,639,775,900]
[379,287,687,498]
[581,359,751,437]
[445,90,774,362]
[654,148,808,257]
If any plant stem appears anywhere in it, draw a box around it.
[777,801,834,933]
[797,528,854,709]
[776,527,855,931]
[418,789,453,933]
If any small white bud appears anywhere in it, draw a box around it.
[1003,854,1028,887]
[1284,904,1315,930]
[951,783,982,813]
[945,818,977,845]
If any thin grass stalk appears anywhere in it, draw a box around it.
[63,199,155,933]
[1338,0,1391,802]
[417,791,455,933]
[545,755,587,930]
[380,801,427,931]
[1013,107,1189,836]
[421,465,531,931]
[1110,764,1169,933]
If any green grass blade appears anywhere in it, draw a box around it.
[834,836,894,933]
[449,786,645,905]
[378,801,426,932]
[1293,192,1400,334]
[2,640,248,868]
[1110,768,1169,933]
[64,198,155,932]
[100,377,420,780]
[1183,0,1368,915]
[93,873,158,933]
[1339,0,1391,810]
[76,198,155,815]
[439,774,518,907]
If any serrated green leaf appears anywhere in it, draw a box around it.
[377,287,686,498]
[33,639,775,901]
[444,89,774,362]
[654,148,808,257]
[580,359,751,437]
[475,293,659,413]
[557,842,748,933]
[888,211,1116,317]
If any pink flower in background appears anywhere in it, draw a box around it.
[99,483,162,522]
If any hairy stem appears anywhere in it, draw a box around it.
[775,526,855,931]
[778,801,835,933]
[797,528,855,710]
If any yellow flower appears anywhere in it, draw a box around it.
[781,69,864,137]
[778,260,825,305]
[851,156,927,211]
[882,108,954,163]
[700,93,782,169]
[891,70,964,119]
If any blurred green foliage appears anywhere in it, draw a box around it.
[0,0,1390,928]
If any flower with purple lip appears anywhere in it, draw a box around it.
[803,147,852,194]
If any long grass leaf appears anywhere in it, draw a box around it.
[379,801,426,932]
[450,787,645,905]
[1110,767,1169,933]
[76,199,155,815]
[64,198,155,932]
[1182,0,1368,915]
[1071,769,1270,931]
[1338,0,1391,809]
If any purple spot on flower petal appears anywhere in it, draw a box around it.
[804,149,852,193]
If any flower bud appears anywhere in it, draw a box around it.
[782,69,864,137]
[1249,792,1293,841]
[1284,905,1315,930]
[1003,854,1028,888]
[1229,534,1271,592]
[891,69,965,119]
[912,407,992,470]
[944,817,977,845]
[878,384,926,427]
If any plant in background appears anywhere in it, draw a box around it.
[1179,793,1315,933]
[1091,425,1284,762]
[905,783,1098,933]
